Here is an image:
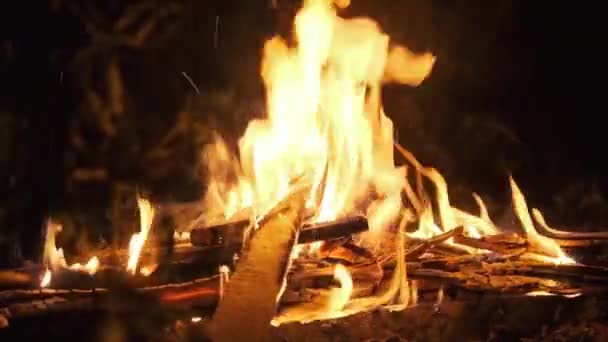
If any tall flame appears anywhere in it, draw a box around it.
[509,178,575,265]
[40,269,52,288]
[127,197,155,274]
[201,0,435,235]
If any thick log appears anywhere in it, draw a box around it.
[0,275,219,307]
[0,271,33,289]
[189,215,368,247]
[207,187,308,342]
[0,275,219,328]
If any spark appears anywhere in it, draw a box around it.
[181,72,200,94]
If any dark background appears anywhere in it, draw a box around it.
[0,0,605,265]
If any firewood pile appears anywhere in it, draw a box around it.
[1,145,608,340]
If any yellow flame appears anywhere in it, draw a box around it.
[410,280,419,305]
[139,264,157,277]
[42,220,100,275]
[43,219,68,271]
[40,269,52,288]
[436,286,444,306]
[127,197,155,274]
[509,178,574,265]
[328,264,353,312]
[69,256,99,275]
[408,206,442,239]
[200,0,434,234]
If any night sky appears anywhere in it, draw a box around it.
[1,0,606,261]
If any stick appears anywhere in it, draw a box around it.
[452,235,526,255]
[483,262,608,284]
[189,215,368,247]
[406,226,464,259]
[532,209,608,242]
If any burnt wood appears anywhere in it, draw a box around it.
[189,215,368,247]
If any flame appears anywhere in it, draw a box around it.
[327,264,353,312]
[260,0,577,325]
[191,316,202,323]
[69,256,100,276]
[43,219,68,271]
[42,219,100,275]
[410,280,419,305]
[409,205,442,239]
[139,264,157,277]
[127,197,155,274]
[509,178,574,265]
[200,0,434,233]
[40,269,52,288]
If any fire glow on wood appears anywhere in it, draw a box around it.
[8,0,608,338]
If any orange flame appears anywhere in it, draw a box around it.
[127,197,155,274]
[42,219,100,275]
[40,269,52,288]
[200,0,434,234]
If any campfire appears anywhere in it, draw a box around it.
[2,0,608,340]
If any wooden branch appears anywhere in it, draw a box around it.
[207,187,308,341]
[189,215,368,247]
[406,226,464,259]
[532,208,608,242]
[483,262,608,284]
[452,235,526,255]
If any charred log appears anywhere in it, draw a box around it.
[189,215,368,247]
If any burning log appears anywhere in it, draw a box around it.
[206,186,308,341]
[0,275,219,326]
[0,271,33,289]
[189,215,368,247]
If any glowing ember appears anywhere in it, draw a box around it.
[40,269,52,288]
[69,256,100,276]
[139,264,157,277]
[525,291,582,298]
[127,197,156,274]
